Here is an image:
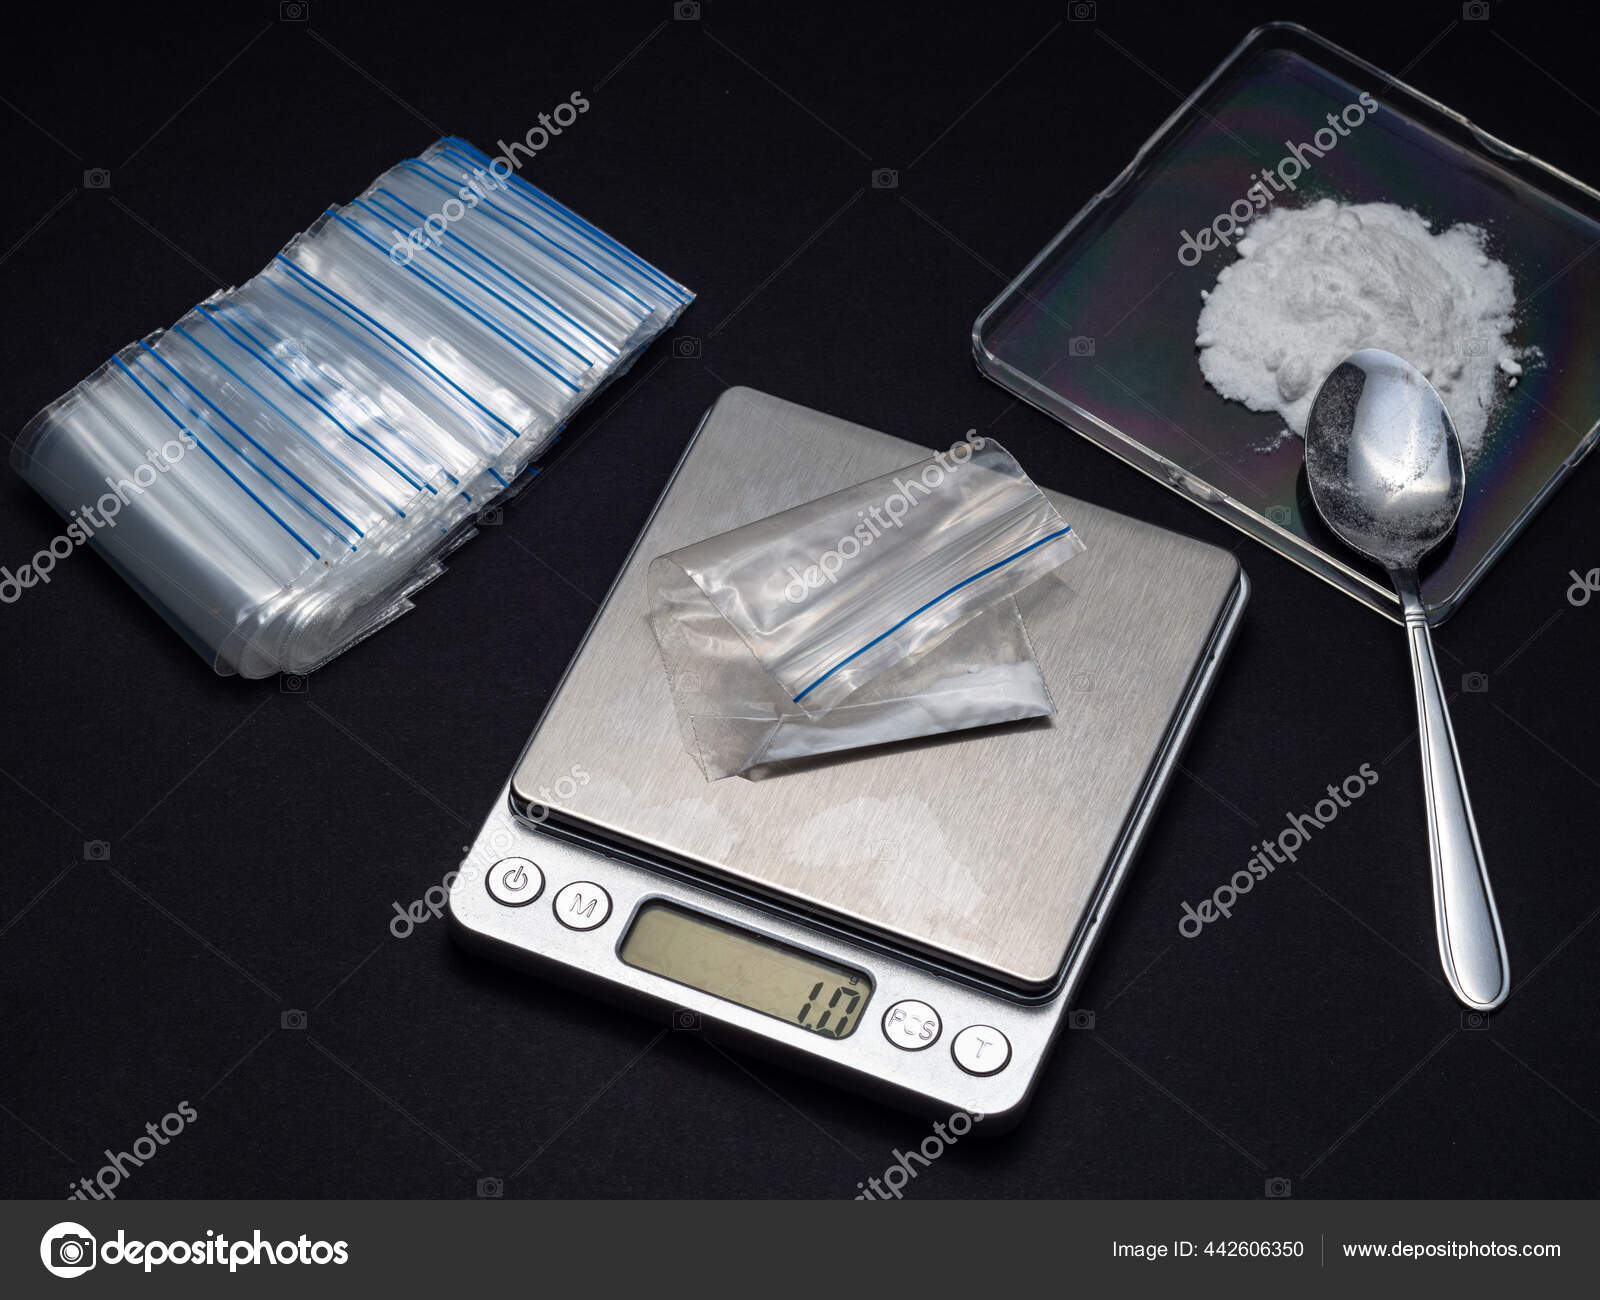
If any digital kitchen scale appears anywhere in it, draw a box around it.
[449,388,1247,1128]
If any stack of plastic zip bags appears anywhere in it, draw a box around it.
[12,138,692,677]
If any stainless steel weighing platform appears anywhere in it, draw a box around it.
[449,388,1247,1128]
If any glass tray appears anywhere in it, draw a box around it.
[973,22,1600,623]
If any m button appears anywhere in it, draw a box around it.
[553,881,612,931]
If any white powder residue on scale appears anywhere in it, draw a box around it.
[1194,198,1525,458]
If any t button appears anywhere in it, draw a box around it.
[951,1024,1012,1076]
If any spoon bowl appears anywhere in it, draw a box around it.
[1305,349,1464,572]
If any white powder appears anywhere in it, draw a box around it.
[1195,199,1520,457]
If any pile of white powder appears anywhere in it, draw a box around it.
[1195,199,1523,458]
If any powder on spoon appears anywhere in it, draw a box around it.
[1194,199,1521,458]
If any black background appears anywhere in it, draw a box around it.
[2,0,1596,1199]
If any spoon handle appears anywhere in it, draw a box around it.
[1398,587,1511,1010]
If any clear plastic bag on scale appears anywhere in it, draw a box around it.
[648,437,1086,779]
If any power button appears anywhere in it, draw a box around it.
[486,857,544,907]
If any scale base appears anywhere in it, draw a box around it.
[451,390,1247,1125]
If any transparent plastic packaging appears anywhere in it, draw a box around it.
[648,438,1086,779]
[12,138,692,677]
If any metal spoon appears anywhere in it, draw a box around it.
[1304,348,1510,1010]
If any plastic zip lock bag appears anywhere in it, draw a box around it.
[12,138,692,677]
[648,437,1086,780]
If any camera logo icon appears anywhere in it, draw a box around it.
[672,1009,702,1030]
[1462,671,1489,694]
[82,169,111,190]
[41,1222,97,1278]
[871,168,899,190]
[476,1176,504,1198]
[1068,1009,1095,1030]
[281,1009,308,1030]
[1068,336,1096,357]
[83,840,111,862]
[1265,1176,1292,1198]
[673,335,701,359]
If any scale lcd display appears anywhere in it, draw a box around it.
[620,902,872,1039]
